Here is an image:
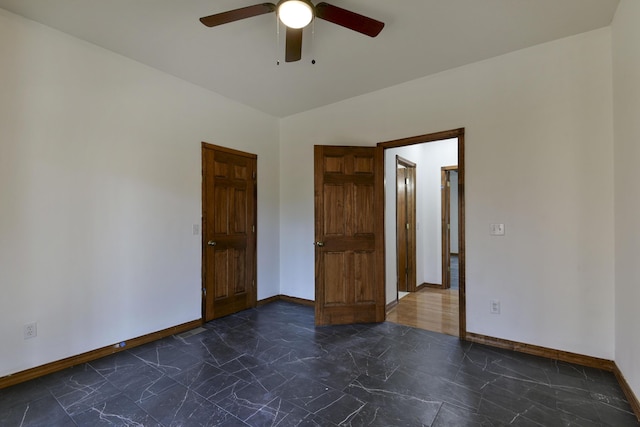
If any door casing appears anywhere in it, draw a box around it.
[378,128,466,339]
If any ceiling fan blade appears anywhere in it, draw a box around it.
[200,3,276,27]
[285,27,303,62]
[315,2,384,37]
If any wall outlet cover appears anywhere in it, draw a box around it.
[24,322,37,339]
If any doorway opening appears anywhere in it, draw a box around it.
[380,129,465,338]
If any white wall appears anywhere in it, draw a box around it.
[0,9,280,377]
[612,0,640,402]
[280,28,614,359]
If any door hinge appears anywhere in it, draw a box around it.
[447,224,450,230]
[252,225,255,232]
[202,287,206,296]
[405,178,409,185]
[406,223,410,230]
[252,171,256,179]
[447,180,450,187]
[252,280,255,288]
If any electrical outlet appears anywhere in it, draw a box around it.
[490,300,501,314]
[24,322,37,339]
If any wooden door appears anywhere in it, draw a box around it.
[441,167,456,289]
[202,143,257,322]
[396,157,416,293]
[314,145,385,326]
[397,166,408,292]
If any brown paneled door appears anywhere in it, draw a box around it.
[202,143,257,322]
[441,166,456,289]
[314,145,385,326]
[396,156,416,293]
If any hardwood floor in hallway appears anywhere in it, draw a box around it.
[386,287,459,337]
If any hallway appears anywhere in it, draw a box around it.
[386,287,459,337]
[387,254,460,336]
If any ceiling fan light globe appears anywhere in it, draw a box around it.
[278,0,313,29]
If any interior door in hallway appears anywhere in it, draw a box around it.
[202,143,257,322]
[441,166,457,289]
[314,145,385,326]
[396,156,416,293]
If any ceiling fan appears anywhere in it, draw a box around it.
[199,1,384,63]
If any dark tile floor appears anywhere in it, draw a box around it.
[1,301,638,426]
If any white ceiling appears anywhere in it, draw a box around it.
[0,0,619,117]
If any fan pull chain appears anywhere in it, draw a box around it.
[310,20,316,64]
[276,16,281,65]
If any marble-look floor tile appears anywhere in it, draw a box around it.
[134,343,201,378]
[193,337,245,366]
[0,394,73,427]
[0,378,50,410]
[234,363,296,393]
[341,401,440,427]
[71,393,162,426]
[89,350,147,375]
[431,402,496,427]
[346,378,443,425]
[242,397,319,427]
[276,353,361,391]
[2,301,638,427]
[92,353,178,403]
[43,364,106,397]
[217,381,281,422]
[54,380,122,416]
[138,383,243,426]
[170,360,222,390]
[193,372,248,404]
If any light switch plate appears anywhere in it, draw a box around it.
[490,223,505,236]
[490,300,501,314]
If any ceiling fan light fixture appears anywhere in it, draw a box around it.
[278,0,314,29]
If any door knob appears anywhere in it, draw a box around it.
[315,241,324,247]
[207,240,217,246]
